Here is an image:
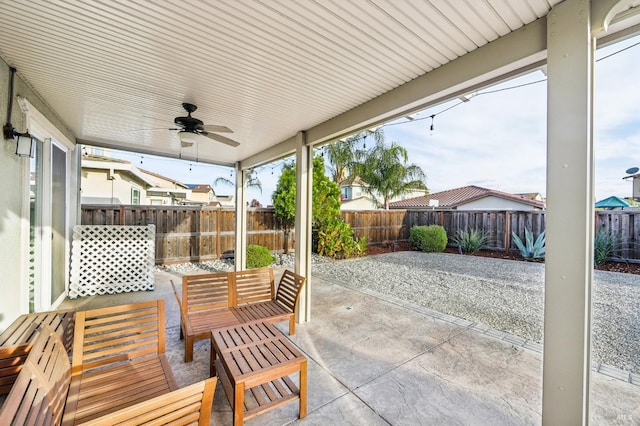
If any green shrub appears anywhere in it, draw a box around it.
[409,225,447,253]
[594,231,621,266]
[316,218,367,259]
[512,229,545,260]
[246,245,276,268]
[453,228,487,254]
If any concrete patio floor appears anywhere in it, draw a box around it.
[59,268,640,425]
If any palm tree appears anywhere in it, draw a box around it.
[213,168,262,193]
[325,128,384,183]
[352,138,427,210]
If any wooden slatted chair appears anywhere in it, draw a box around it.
[63,300,179,425]
[0,308,75,395]
[232,269,306,335]
[171,272,239,362]
[0,324,70,425]
[78,378,217,426]
[0,321,218,426]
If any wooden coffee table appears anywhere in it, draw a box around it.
[210,320,307,425]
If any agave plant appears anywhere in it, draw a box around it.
[594,230,622,266]
[453,228,488,254]
[512,229,546,260]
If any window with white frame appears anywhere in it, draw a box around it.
[131,188,141,205]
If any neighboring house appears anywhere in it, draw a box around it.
[623,171,640,201]
[215,195,235,208]
[595,196,630,210]
[138,168,191,205]
[81,155,156,204]
[340,196,380,210]
[389,185,545,210]
[81,154,191,205]
[340,176,428,210]
[185,184,216,204]
[515,192,546,203]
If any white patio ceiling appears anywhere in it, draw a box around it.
[0,0,638,168]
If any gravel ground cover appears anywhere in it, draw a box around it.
[159,251,640,375]
[156,253,330,275]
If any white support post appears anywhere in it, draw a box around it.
[543,0,594,424]
[294,131,312,323]
[234,162,247,271]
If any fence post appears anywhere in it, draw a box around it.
[505,212,511,253]
[119,205,125,225]
[216,208,221,259]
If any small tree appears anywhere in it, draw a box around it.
[272,156,341,253]
[311,156,342,225]
[272,164,297,254]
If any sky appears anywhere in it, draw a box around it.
[102,34,640,207]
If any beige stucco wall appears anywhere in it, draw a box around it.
[0,60,76,331]
[340,197,378,210]
[189,191,214,203]
[81,169,147,204]
[342,183,428,209]
[460,196,538,211]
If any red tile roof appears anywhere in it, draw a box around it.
[389,185,545,209]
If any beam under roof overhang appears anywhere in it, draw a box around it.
[77,138,236,168]
[598,20,640,47]
[242,16,549,169]
[240,136,297,170]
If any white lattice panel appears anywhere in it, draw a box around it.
[69,225,155,299]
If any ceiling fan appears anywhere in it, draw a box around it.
[171,103,239,148]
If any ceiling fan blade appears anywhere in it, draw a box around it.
[202,124,233,133]
[129,127,172,132]
[205,133,240,147]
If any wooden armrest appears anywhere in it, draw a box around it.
[79,377,217,425]
[170,280,193,336]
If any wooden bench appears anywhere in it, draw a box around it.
[0,308,75,395]
[171,268,306,362]
[0,323,217,425]
[62,300,185,424]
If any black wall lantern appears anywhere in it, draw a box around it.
[3,66,35,157]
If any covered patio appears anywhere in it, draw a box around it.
[59,267,640,424]
[2,1,640,423]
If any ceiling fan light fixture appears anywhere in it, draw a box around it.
[178,131,199,145]
[172,103,240,148]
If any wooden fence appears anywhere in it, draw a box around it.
[81,205,640,263]
[81,205,293,264]
[401,210,546,252]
